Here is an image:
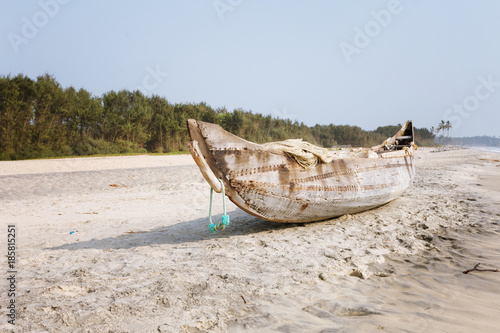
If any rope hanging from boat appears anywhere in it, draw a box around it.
[208,179,230,233]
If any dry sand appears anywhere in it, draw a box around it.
[0,148,499,332]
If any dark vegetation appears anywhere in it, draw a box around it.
[1,74,436,160]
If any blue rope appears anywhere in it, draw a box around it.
[208,179,230,233]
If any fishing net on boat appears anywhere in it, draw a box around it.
[263,139,378,168]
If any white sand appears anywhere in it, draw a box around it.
[0,154,194,176]
[1,149,499,332]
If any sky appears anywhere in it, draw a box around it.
[1,0,499,137]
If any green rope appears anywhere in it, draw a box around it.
[208,179,230,233]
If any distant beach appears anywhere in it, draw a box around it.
[468,146,500,154]
[1,148,499,332]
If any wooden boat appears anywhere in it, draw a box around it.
[187,119,416,223]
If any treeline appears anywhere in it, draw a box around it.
[435,136,500,147]
[0,74,435,160]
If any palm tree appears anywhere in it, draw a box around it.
[445,120,452,138]
[437,120,446,139]
[436,120,452,144]
[440,120,446,132]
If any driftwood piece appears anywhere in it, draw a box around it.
[463,263,499,274]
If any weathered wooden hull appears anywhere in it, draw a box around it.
[187,119,415,223]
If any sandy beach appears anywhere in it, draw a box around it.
[1,148,499,333]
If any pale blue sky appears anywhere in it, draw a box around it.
[1,0,499,137]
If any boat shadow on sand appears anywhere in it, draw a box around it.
[47,210,321,251]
